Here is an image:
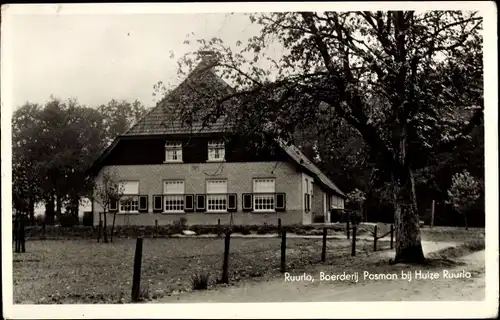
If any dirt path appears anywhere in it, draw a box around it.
[154,243,484,303]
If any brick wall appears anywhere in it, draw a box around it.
[93,161,303,226]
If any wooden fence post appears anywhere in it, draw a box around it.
[346,219,350,239]
[373,225,378,252]
[131,237,144,302]
[155,219,158,238]
[20,215,26,253]
[110,213,117,243]
[321,227,327,262]
[280,230,287,273]
[97,219,103,243]
[217,219,221,237]
[431,200,435,229]
[390,224,394,249]
[351,226,357,257]
[221,231,231,284]
[14,216,19,253]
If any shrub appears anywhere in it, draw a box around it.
[171,218,188,234]
[82,211,93,226]
[330,209,343,222]
[138,284,150,301]
[58,214,78,227]
[179,217,188,227]
[34,215,45,226]
[313,215,325,223]
[191,271,210,290]
[232,225,252,235]
[256,224,276,234]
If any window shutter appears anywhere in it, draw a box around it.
[184,194,194,212]
[227,193,237,212]
[138,195,148,212]
[109,198,118,212]
[275,193,286,211]
[242,193,253,211]
[153,195,163,213]
[196,194,206,212]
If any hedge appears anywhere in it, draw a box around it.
[22,222,369,240]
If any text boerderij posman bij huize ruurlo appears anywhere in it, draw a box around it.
[283,269,472,283]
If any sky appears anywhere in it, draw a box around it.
[4,3,490,113]
[7,11,263,110]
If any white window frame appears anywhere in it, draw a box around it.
[118,181,139,213]
[163,180,185,213]
[165,141,183,163]
[207,140,225,162]
[119,196,139,213]
[253,178,276,212]
[206,180,228,212]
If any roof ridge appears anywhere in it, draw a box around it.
[124,60,234,136]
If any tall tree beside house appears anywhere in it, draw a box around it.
[92,170,124,243]
[168,11,483,263]
[12,103,44,223]
[12,98,108,223]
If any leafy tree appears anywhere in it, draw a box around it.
[12,103,44,223]
[346,188,367,224]
[12,98,108,223]
[92,170,124,243]
[97,99,148,145]
[447,170,481,230]
[168,11,483,262]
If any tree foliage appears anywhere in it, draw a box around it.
[168,11,483,263]
[447,170,481,229]
[12,97,148,224]
[92,170,124,243]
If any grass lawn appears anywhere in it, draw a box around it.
[13,236,387,304]
[13,226,484,304]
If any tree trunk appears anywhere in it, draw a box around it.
[103,211,108,243]
[110,212,117,242]
[463,213,469,230]
[45,194,55,225]
[28,197,35,226]
[56,195,63,218]
[70,196,79,219]
[392,167,425,263]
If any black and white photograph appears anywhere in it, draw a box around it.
[1,2,498,319]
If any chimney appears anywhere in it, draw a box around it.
[198,50,218,67]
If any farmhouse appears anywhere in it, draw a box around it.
[87,56,346,226]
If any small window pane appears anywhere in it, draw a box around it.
[119,196,139,213]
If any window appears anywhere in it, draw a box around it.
[208,140,225,161]
[119,181,139,213]
[163,180,185,212]
[206,180,227,212]
[331,194,345,209]
[165,142,182,162]
[253,179,275,212]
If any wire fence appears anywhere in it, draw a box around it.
[13,219,395,303]
[130,224,394,302]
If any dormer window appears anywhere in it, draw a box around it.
[208,140,225,162]
[165,141,182,163]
